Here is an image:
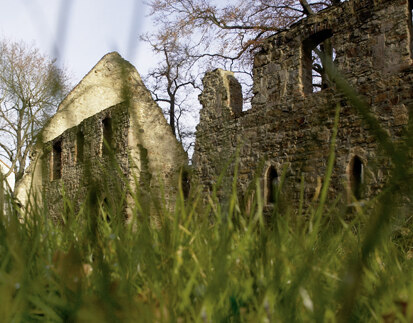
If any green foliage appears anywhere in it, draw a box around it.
[0,156,412,323]
[1,89,413,320]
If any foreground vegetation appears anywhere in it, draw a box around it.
[0,102,412,322]
[0,163,412,323]
[1,98,412,322]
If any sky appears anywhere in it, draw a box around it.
[0,0,170,175]
[0,0,154,84]
[0,0,200,168]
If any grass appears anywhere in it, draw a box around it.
[0,53,412,322]
[0,149,412,323]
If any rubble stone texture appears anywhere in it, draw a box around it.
[193,0,413,207]
[16,52,187,221]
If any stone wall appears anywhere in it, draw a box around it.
[42,103,130,221]
[16,52,188,220]
[193,0,413,207]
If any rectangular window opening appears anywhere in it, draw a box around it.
[102,117,113,156]
[312,46,336,93]
[76,129,84,163]
[302,30,334,94]
[266,165,279,205]
[52,140,62,180]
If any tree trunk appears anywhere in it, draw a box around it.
[169,99,176,136]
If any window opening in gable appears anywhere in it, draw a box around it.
[76,129,84,163]
[266,165,279,204]
[52,140,62,180]
[350,156,363,200]
[302,30,334,94]
[102,117,113,156]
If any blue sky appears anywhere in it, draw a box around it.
[0,0,153,84]
[0,0,199,161]
[0,0,161,174]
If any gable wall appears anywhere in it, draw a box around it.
[16,52,188,218]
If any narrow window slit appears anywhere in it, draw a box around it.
[102,117,113,156]
[181,170,190,199]
[52,140,62,180]
[266,166,278,204]
[350,156,363,200]
[76,129,84,163]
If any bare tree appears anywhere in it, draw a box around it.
[143,0,340,150]
[145,0,337,72]
[141,36,201,152]
[0,40,70,189]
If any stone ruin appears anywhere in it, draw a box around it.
[16,52,187,221]
[193,0,413,207]
[16,0,413,218]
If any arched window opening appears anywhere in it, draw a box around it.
[76,129,84,163]
[350,156,363,200]
[266,166,278,204]
[302,30,334,94]
[52,140,62,181]
[102,117,113,156]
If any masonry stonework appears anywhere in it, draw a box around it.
[16,0,413,218]
[17,52,188,220]
[193,0,413,206]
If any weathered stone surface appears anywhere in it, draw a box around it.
[16,52,188,220]
[193,0,413,206]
